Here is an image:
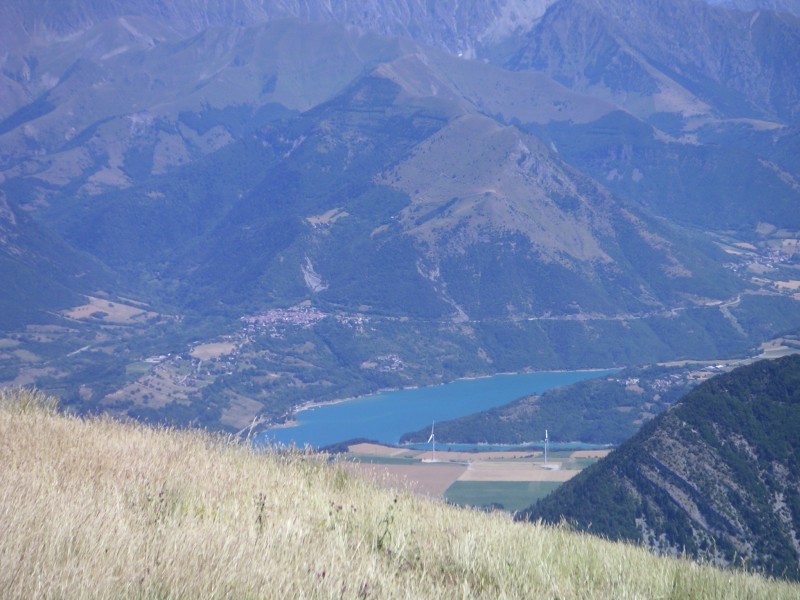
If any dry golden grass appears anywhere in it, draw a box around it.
[344,462,467,498]
[458,462,579,483]
[2,388,798,599]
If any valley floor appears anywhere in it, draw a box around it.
[342,443,610,511]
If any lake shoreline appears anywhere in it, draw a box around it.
[262,368,618,448]
[285,366,620,425]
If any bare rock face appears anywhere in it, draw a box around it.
[707,0,800,16]
[506,0,800,124]
[0,0,552,55]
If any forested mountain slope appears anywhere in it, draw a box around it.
[521,355,800,581]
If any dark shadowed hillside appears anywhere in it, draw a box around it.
[521,355,800,581]
[0,192,112,330]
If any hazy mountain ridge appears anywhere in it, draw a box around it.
[3,0,798,202]
[6,0,799,127]
[526,111,800,231]
[55,55,740,321]
[0,0,798,429]
[508,0,800,124]
[0,0,551,57]
[0,19,408,181]
[706,0,800,16]
[521,355,800,581]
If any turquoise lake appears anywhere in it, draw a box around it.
[261,370,614,449]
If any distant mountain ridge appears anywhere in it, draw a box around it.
[52,51,740,321]
[0,0,554,57]
[0,0,798,430]
[3,0,799,125]
[0,11,745,322]
[707,0,800,16]
[507,0,800,124]
[521,355,800,581]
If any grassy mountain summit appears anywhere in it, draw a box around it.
[2,388,798,599]
[521,355,800,581]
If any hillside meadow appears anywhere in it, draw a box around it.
[1,388,798,599]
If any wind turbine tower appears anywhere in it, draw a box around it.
[544,429,549,466]
[427,421,436,462]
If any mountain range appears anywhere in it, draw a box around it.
[1,0,799,429]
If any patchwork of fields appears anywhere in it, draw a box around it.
[343,443,611,511]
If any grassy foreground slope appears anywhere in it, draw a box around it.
[1,389,797,599]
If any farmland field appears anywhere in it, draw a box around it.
[445,481,562,512]
[344,462,467,497]
[458,461,579,482]
[63,296,157,324]
[190,342,237,360]
[343,444,608,511]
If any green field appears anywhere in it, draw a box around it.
[445,481,562,512]
[125,361,155,377]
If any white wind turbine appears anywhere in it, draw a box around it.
[427,421,436,462]
[544,429,549,467]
